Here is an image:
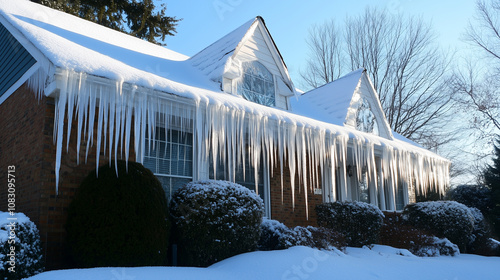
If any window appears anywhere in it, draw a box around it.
[238,61,275,107]
[356,98,379,135]
[395,183,405,211]
[144,127,193,201]
[209,148,265,201]
[358,170,370,203]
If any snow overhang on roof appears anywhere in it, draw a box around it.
[0,0,450,197]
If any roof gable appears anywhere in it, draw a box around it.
[190,17,294,94]
[292,69,393,140]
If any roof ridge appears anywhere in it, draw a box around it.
[302,68,365,96]
[189,17,257,61]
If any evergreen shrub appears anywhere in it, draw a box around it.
[447,185,492,214]
[258,218,295,251]
[379,211,459,257]
[403,201,474,252]
[169,180,264,267]
[258,219,345,251]
[467,207,495,255]
[0,212,44,280]
[293,226,346,251]
[316,201,384,247]
[65,160,170,268]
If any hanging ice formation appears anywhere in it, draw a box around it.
[28,68,450,217]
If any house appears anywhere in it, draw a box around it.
[0,0,449,269]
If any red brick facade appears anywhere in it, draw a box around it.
[269,161,323,227]
[0,84,322,269]
[0,84,127,268]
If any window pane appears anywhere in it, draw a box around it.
[239,61,275,107]
[144,126,193,201]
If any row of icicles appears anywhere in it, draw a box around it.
[31,69,449,218]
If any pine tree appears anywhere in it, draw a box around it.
[484,136,500,238]
[30,0,179,45]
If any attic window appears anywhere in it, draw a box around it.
[238,61,275,107]
[356,98,379,135]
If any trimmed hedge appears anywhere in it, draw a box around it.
[65,160,170,268]
[0,212,44,280]
[316,201,384,247]
[170,180,264,267]
[379,211,459,257]
[403,201,474,252]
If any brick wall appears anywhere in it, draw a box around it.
[269,160,323,228]
[0,83,135,269]
[0,84,46,235]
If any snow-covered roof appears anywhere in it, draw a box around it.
[291,69,364,126]
[0,0,447,157]
[0,0,220,93]
[0,0,449,196]
[190,18,257,81]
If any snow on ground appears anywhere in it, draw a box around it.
[25,245,499,280]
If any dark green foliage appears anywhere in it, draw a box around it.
[0,214,44,279]
[316,201,384,247]
[416,188,445,202]
[31,0,180,45]
[403,201,474,252]
[467,207,495,255]
[484,137,500,238]
[65,160,169,268]
[169,180,264,267]
[379,212,459,257]
[258,218,295,251]
[447,185,492,214]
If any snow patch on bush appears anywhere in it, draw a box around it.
[412,237,460,257]
[0,212,44,279]
[316,201,384,247]
[170,180,264,266]
[258,218,295,251]
[403,201,475,252]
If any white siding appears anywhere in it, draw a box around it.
[232,25,288,110]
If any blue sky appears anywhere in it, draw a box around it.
[162,0,476,86]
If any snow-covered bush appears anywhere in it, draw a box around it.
[170,180,264,267]
[412,237,460,257]
[447,185,492,214]
[403,201,474,252]
[258,219,345,251]
[0,212,44,280]
[258,218,295,251]
[294,226,346,251]
[379,211,459,257]
[66,160,170,267]
[316,201,384,247]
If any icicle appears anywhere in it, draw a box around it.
[44,68,451,217]
[53,70,69,193]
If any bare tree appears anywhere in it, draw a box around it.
[300,20,344,88]
[300,8,454,149]
[450,62,500,138]
[455,0,500,135]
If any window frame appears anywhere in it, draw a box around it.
[238,60,276,107]
[143,122,194,201]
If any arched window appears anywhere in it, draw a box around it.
[356,98,379,135]
[238,61,275,107]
